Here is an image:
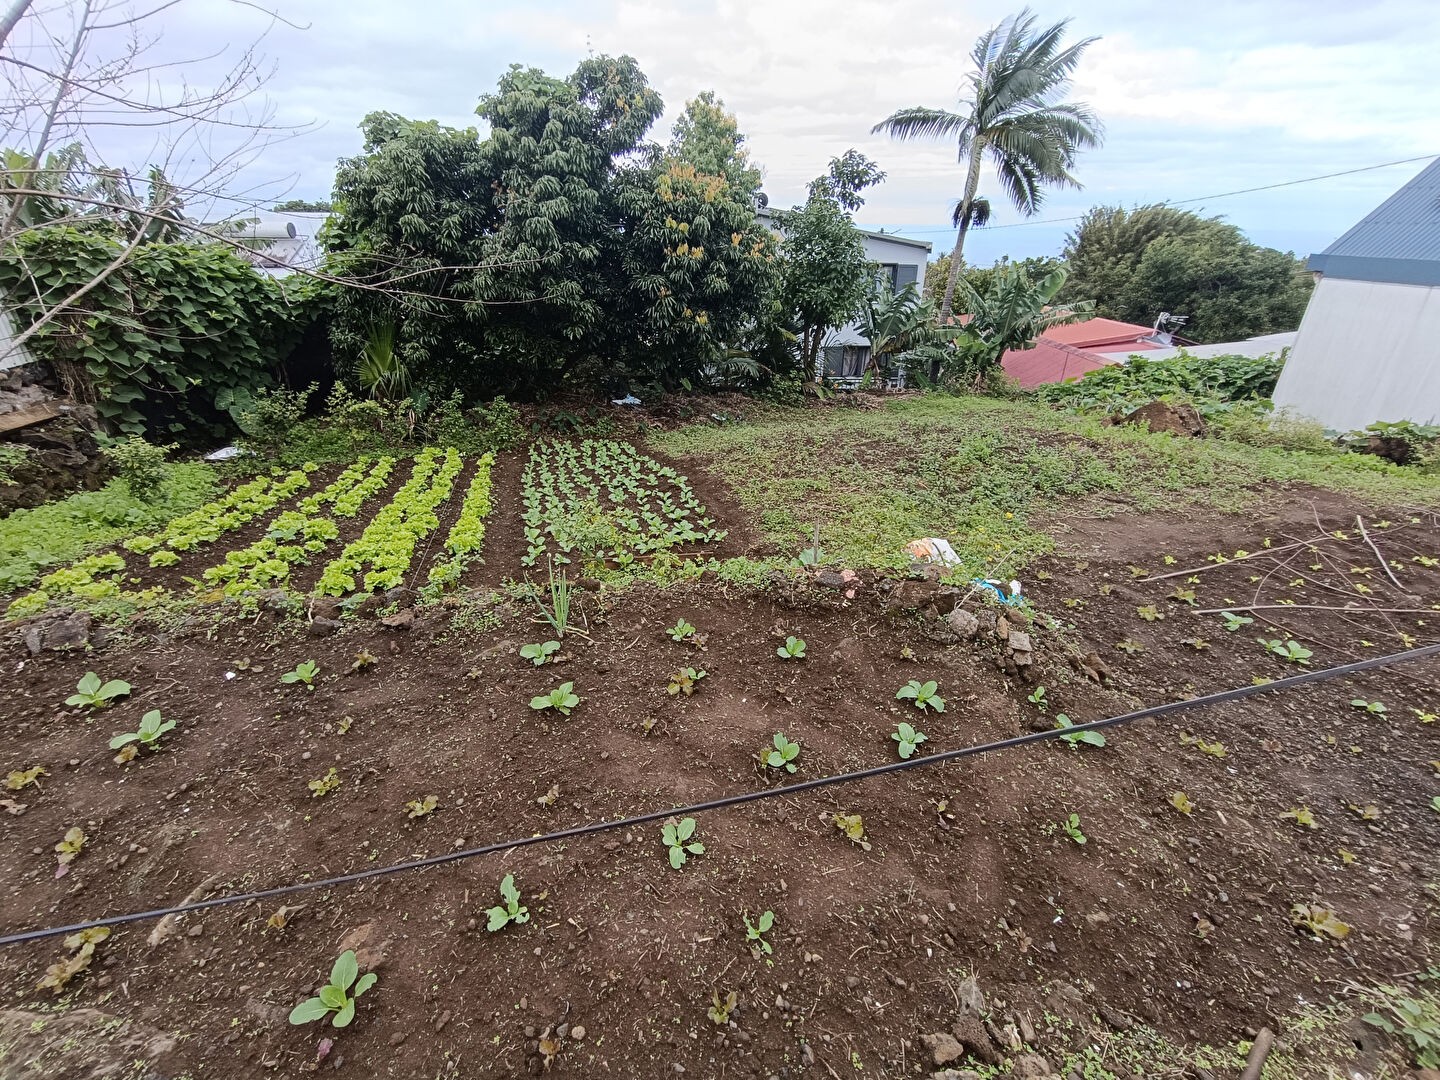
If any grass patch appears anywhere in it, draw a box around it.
[0,463,217,592]
[653,396,1440,577]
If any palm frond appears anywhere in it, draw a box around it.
[871,107,971,142]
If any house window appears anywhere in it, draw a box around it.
[877,263,920,295]
[822,345,871,379]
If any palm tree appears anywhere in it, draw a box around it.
[873,9,1102,321]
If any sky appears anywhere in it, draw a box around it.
[20,0,1440,265]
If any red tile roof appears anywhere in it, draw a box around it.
[1001,317,1163,388]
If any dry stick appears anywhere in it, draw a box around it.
[1238,1027,1274,1080]
[1194,603,1435,615]
[1356,515,1406,592]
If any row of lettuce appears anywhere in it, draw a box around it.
[5,452,495,619]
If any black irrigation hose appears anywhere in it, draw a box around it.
[5,641,1440,948]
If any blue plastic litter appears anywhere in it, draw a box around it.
[973,578,1024,606]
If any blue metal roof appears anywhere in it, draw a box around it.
[1308,157,1440,286]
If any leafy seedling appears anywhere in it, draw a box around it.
[1027,685,1048,711]
[54,827,85,877]
[108,710,175,760]
[1349,803,1380,821]
[485,873,530,932]
[662,816,704,869]
[1137,604,1163,622]
[1415,709,1439,724]
[348,649,377,673]
[288,950,378,1027]
[1350,698,1387,715]
[520,641,561,666]
[1259,638,1313,664]
[1170,791,1194,815]
[308,768,340,797]
[667,619,698,642]
[891,721,928,759]
[1282,806,1318,829]
[743,910,775,956]
[776,636,806,660]
[405,795,438,819]
[1170,587,1197,606]
[530,681,580,716]
[1061,813,1086,845]
[765,733,801,773]
[832,813,871,851]
[5,765,46,791]
[1116,638,1145,655]
[1219,611,1253,632]
[667,667,707,696]
[66,672,131,710]
[896,679,945,712]
[282,660,320,689]
[1290,903,1350,941]
[707,989,738,1025]
[1055,714,1105,749]
[37,927,109,994]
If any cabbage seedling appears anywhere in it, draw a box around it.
[667,667,707,696]
[108,710,175,755]
[485,873,530,932]
[281,660,320,688]
[1219,610,1254,631]
[66,672,131,710]
[1349,698,1386,715]
[520,641,561,666]
[1061,813,1086,845]
[765,733,801,773]
[743,910,775,955]
[667,619,697,642]
[288,950,378,1028]
[1055,714,1105,749]
[662,816,704,869]
[776,636,806,660]
[891,721,928,759]
[896,680,945,712]
[530,681,580,716]
[1259,638,1312,664]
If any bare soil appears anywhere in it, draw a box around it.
[2,465,1439,1079]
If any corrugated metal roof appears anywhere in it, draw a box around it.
[1309,158,1440,286]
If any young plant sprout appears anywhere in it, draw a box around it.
[288,950,378,1028]
[667,619,697,642]
[776,636,806,660]
[1218,611,1253,631]
[1055,714,1105,749]
[281,660,320,688]
[485,873,529,932]
[831,813,871,851]
[108,710,174,760]
[1259,638,1313,664]
[1061,813,1086,845]
[519,641,561,666]
[765,733,801,773]
[1026,685,1048,710]
[662,816,704,869]
[896,680,945,712]
[1349,698,1387,715]
[66,672,131,710]
[667,667,707,696]
[743,910,776,955]
[530,681,580,716]
[892,721,928,759]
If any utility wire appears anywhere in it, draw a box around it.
[4,641,1439,948]
[891,153,1440,236]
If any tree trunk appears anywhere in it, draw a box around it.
[938,139,987,323]
[0,0,35,52]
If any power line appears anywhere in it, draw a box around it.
[3,641,1439,949]
[889,153,1439,237]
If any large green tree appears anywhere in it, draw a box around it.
[771,151,884,375]
[1060,204,1312,342]
[872,8,1101,322]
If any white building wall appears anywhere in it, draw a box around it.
[826,234,930,347]
[1272,276,1440,431]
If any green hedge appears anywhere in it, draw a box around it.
[1037,351,1285,414]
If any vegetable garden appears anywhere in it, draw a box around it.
[3,419,1440,1079]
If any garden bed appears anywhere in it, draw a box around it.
[2,482,1439,1078]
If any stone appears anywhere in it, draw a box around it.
[950,1012,1000,1066]
[310,597,343,621]
[307,618,342,637]
[381,586,416,610]
[955,975,984,1015]
[931,1072,982,1080]
[1013,1053,1053,1078]
[570,1025,586,1041]
[1096,1004,1134,1032]
[1007,630,1032,653]
[1120,400,1205,437]
[947,608,980,639]
[1074,651,1112,684]
[815,570,847,589]
[920,1032,965,1067]
[42,612,92,651]
[1042,982,1090,1027]
[380,608,415,630]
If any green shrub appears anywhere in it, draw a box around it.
[1212,404,1335,454]
[100,436,175,498]
[0,443,31,486]
[236,384,316,455]
[1038,351,1285,415]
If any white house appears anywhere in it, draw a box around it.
[758,209,931,386]
[1271,158,1440,430]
